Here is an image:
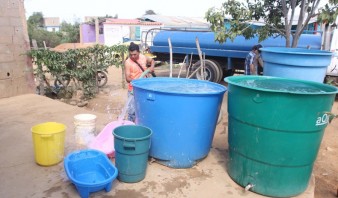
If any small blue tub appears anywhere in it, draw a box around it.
[261,47,332,82]
[132,77,226,168]
[64,149,118,198]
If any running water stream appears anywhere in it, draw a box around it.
[117,96,133,121]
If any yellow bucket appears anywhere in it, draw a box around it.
[31,122,66,166]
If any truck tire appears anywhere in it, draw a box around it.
[209,59,224,83]
[190,59,219,83]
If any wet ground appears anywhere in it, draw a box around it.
[1,65,337,197]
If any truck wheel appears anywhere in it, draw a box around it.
[209,59,224,83]
[190,59,219,83]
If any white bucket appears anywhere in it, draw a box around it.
[74,114,97,145]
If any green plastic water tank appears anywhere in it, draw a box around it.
[225,76,338,197]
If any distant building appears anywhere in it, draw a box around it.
[43,17,60,32]
[103,18,162,46]
[80,15,212,47]
[140,15,210,29]
[80,18,162,46]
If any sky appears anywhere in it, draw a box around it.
[24,0,226,23]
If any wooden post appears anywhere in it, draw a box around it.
[168,37,173,78]
[95,17,99,44]
[121,53,126,89]
[79,24,83,43]
[196,37,204,80]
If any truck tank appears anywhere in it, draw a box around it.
[150,30,322,59]
[148,30,322,82]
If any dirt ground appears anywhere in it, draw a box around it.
[85,65,338,198]
[1,65,336,197]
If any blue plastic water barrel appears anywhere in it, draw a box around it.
[261,47,333,82]
[132,77,227,168]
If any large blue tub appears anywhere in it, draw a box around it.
[261,47,333,82]
[132,78,226,168]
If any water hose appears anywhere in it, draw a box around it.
[130,69,152,95]
[139,68,151,79]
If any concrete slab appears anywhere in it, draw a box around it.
[0,94,314,198]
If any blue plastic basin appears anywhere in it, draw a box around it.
[132,77,226,168]
[260,47,333,82]
[64,149,118,198]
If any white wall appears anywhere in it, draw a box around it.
[103,25,121,46]
[46,26,60,32]
[140,25,163,49]
[103,24,162,46]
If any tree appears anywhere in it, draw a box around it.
[27,13,81,48]
[27,12,62,48]
[206,0,338,48]
[27,12,44,28]
[318,0,338,24]
[145,10,156,15]
[60,21,80,43]
[86,14,118,25]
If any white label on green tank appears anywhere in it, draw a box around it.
[316,114,329,126]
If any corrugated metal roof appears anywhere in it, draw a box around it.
[104,18,162,26]
[141,15,210,28]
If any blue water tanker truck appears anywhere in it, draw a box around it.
[146,29,322,83]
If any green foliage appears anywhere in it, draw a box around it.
[60,21,80,43]
[27,12,62,48]
[27,12,44,28]
[27,44,128,99]
[86,14,118,25]
[27,13,80,48]
[28,24,62,48]
[318,0,338,24]
[206,0,337,47]
[145,10,156,15]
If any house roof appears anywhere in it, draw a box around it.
[104,18,162,26]
[43,17,60,26]
[140,15,210,29]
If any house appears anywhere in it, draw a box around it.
[103,18,162,46]
[79,15,213,47]
[80,18,162,46]
[43,17,60,32]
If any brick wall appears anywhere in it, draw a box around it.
[0,0,35,98]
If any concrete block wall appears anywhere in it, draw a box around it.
[0,0,35,98]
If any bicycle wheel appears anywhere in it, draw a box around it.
[54,75,70,88]
[96,71,108,87]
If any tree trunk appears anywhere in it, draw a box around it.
[121,53,126,89]
[291,34,301,48]
[322,23,331,51]
[285,32,291,48]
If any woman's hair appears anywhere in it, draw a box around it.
[128,42,139,52]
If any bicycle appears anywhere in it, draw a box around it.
[54,70,108,88]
